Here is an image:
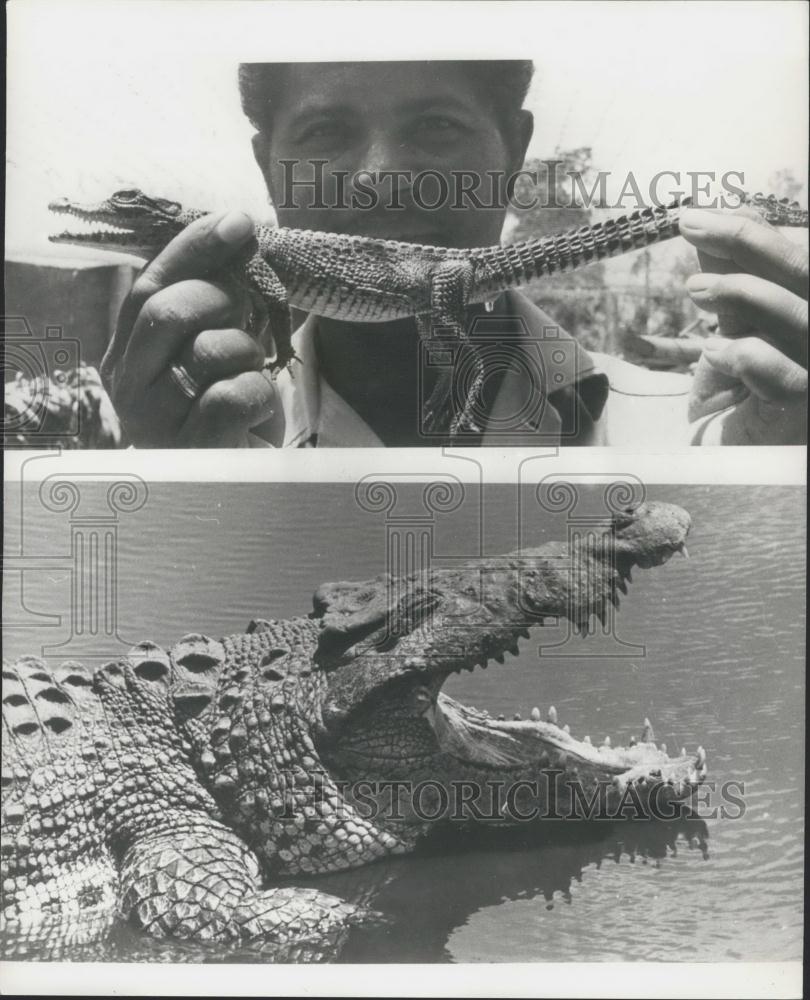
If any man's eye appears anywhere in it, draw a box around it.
[297,122,346,143]
[418,116,459,132]
[412,116,468,143]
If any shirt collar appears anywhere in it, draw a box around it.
[273,292,606,447]
[275,316,385,447]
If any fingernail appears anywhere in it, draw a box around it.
[686,274,716,295]
[679,208,707,231]
[215,211,254,245]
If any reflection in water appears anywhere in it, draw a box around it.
[1,815,708,964]
[333,814,710,964]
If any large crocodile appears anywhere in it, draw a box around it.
[1,500,704,956]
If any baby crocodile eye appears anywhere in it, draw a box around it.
[112,189,142,202]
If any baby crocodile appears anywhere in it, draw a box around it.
[49,188,808,436]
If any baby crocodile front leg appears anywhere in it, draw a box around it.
[419,259,484,437]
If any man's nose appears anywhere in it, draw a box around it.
[353,135,412,200]
[359,133,403,176]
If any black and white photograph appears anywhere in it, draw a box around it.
[5,1,807,449]
[1,475,804,968]
[2,1,807,997]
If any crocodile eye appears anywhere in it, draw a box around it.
[611,510,636,530]
[113,189,142,202]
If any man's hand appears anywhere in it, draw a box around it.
[101,210,278,447]
[679,206,808,444]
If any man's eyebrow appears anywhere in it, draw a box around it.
[395,95,480,116]
[284,103,355,127]
[284,94,479,127]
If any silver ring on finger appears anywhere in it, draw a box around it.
[169,362,202,401]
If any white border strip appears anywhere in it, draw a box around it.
[4,447,806,484]
[0,959,802,998]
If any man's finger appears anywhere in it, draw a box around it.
[109,210,255,368]
[686,271,808,366]
[125,280,245,386]
[701,336,808,402]
[680,207,808,300]
[177,369,278,447]
[177,328,266,389]
[130,211,254,305]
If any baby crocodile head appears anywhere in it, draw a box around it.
[48,188,194,257]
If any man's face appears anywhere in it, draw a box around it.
[254,62,532,248]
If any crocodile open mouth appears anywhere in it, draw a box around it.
[328,613,708,821]
[48,200,140,245]
[320,502,704,813]
[425,689,707,801]
[47,195,181,255]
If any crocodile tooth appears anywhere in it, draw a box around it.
[661,742,667,754]
[617,578,628,595]
[547,706,558,725]
[610,591,620,608]
[530,707,541,722]
[696,746,706,767]
[641,718,654,743]
[626,569,633,583]
[602,736,611,748]
[677,544,689,559]
[583,735,591,744]
[513,712,521,721]
[497,714,505,721]
[629,735,637,747]
[681,747,686,758]
[562,723,570,735]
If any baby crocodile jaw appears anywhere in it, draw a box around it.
[48,190,194,257]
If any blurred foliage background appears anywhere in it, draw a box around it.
[504,151,806,369]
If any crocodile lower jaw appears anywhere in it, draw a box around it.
[425,692,707,801]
